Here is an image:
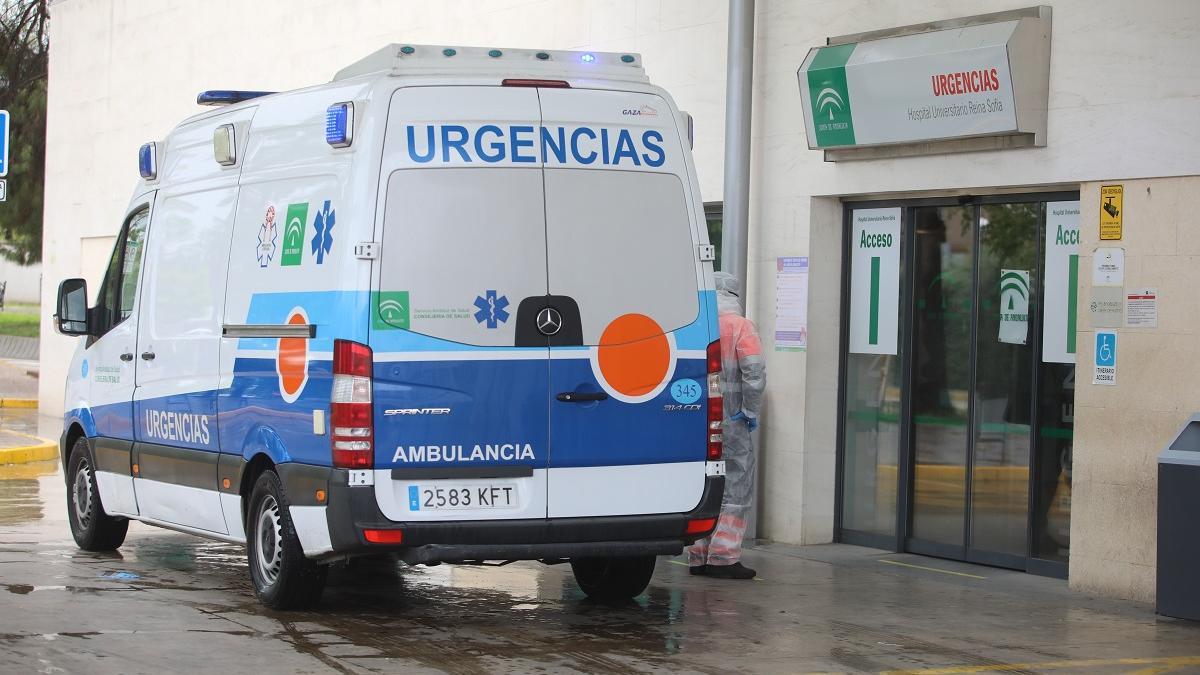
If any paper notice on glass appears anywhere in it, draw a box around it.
[774,257,808,351]
[1125,288,1157,328]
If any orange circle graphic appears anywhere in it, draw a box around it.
[597,314,671,398]
[278,310,308,399]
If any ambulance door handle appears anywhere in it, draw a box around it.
[556,391,608,403]
[140,351,156,361]
[119,353,134,362]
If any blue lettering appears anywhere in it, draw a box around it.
[476,124,505,162]
[600,128,611,164]
[612,129,641,166]
[570,127,598,164]
[541,126,566,164]
[406,125,435,163]
[641,130,665,167]
[441,125,471,162]
[510,125,536,163]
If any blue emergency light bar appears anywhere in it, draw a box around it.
[138,142,156,180]
[196,90,276,106]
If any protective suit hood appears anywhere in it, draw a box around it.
[713,271,744,316]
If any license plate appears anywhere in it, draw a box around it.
[408,483,518,511]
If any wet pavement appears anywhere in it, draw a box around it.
[1,414,1199,673]
[0,357,38,400]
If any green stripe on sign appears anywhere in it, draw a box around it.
[1066,254,1078,354]
[869,256,880,345]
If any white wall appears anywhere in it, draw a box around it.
[0,258,41,304]
[747,0,1200,546]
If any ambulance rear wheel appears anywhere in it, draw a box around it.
[570,555,656,602]
[66,438,128,551]
[247,470,327,609]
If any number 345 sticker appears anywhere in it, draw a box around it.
[665,378,704,411]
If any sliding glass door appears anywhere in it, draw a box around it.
[836,194,1078,576]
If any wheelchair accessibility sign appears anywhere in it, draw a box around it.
[1093,331,1117,386]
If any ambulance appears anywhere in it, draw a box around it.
[55,45,724,609]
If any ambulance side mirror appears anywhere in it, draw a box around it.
[55,278,90,336]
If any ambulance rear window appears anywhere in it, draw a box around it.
[544,169,698,345]
[377,167,547,347]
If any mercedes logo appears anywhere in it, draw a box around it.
[536,307,563,336]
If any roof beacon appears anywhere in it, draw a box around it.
[196,90,276,106]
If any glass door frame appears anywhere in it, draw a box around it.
[834,191,1079,579]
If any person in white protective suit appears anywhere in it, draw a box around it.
[688,271,766,579]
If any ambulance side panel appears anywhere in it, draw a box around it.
[218,82,376,549]
[131,108,255,535]
[68,192,156,518]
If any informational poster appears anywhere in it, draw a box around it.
[774,257,809,351]
[849,208,901,354]
[998,269,1031,345]
[1126,288,1158,328]
[1090,247,1125,328]
[1042,201,1080,363]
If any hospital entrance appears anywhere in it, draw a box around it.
[836,193,1079,577]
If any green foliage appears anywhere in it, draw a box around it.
[0,0,48,265]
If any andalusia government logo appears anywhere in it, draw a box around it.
[804,43,857,147]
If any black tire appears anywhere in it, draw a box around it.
[246,470,327,610]
[570,556,657,602]
[66,437,128,551]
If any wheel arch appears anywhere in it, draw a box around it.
[240,453,276,523]
[62,422,90,475]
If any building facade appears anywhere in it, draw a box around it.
[40,0,1200,603]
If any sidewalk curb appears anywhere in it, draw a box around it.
[0,437,57,465]
[0,398,38,408]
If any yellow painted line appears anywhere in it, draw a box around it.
[878,559,987,580]
[0,429,57,465]
[0,398,38,408]
[880,655,1200,675]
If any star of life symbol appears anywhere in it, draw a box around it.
[257,205,278,268]
[311,200,335,264]
[473,290,510,329]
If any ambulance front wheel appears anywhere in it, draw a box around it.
[246,470,328,609]
[67,438,128,551]
[570,555,656,602]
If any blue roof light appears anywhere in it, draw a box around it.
[326,102,354,148]
[138,142,156,180]
[196,90,275,106]
[581,53,595,63]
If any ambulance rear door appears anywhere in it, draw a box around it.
[538,88,710,518]
[371,86,550,522]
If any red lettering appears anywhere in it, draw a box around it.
[990,68,1000,90]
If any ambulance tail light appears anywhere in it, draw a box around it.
[331,339,374,469]
[501,78,570,88]
[707,339,723,461]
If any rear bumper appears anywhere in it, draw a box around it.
[320,469,725,564]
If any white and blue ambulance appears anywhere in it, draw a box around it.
[55,45,725,608]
